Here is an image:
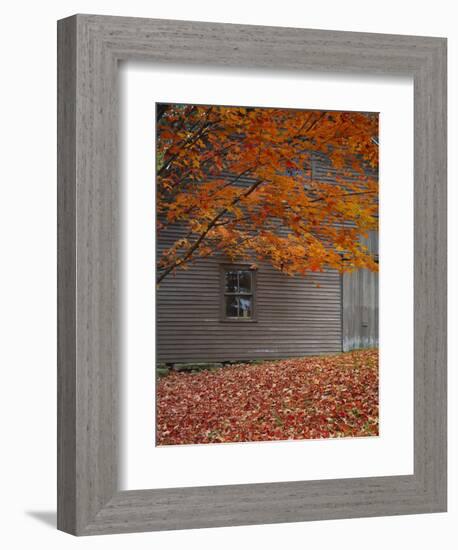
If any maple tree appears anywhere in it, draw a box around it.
[157,104,378,284]
[156,349,379,445]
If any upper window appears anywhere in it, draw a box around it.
[221,266,256,321]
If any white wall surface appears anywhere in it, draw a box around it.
[0,1,455,548]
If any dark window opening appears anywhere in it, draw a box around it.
[221,267,256,321]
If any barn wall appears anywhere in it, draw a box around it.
[342,231,379,351]
[156,157,378,363]
[157,227,342,363]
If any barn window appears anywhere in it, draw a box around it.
[221,266,256,321]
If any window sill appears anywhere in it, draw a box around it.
[219,317,258,323]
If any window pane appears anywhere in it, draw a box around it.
[225,271,238,293]
[238,296,252,318]
[238,270,252,293]
[225,295,239,317]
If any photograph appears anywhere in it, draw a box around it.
[155,103,379,446]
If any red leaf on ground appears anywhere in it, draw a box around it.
[156,349,379,445]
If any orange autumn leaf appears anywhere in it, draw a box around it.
[157,104,378,284]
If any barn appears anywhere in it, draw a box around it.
[156,156,378,366]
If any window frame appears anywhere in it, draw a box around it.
[219,264,258,322]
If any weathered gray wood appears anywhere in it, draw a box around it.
[57,16,77,534]
[58,14,119,534]
[57,14,447,536]
[343,232,379,351]
[157,253,342,362]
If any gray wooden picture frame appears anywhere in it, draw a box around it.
[57,14,447,536]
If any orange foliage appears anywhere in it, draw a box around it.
[157,104,378,284]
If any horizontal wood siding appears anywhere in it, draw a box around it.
[157,226,342,363]
[156,157,378,363]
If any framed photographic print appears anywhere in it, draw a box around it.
[57,14,447,535]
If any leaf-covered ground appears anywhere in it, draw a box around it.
[156,349,378,446]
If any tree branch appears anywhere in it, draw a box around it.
[157,176,265,284]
